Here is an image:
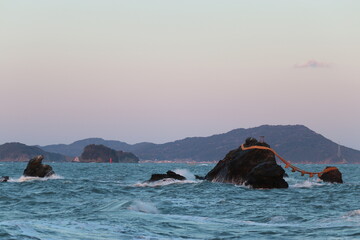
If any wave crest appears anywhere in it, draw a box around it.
[344,209,360,217]
[290,180,324,188]
[134,178,197,187]
[9,174,63,182]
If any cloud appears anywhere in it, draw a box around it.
[294,60,331,69]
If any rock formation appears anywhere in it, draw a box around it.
[205,137,288,189]
[0,176,9,182]
[79,144,139,163]
[23,155,55,177]
[319,166,343,183]
[147,170,186,182]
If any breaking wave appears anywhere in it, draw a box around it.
[9,174,63,182]
[173,168,196,180]
[134,178,198,187]
[290,179,324,188]
[133,168,200,187]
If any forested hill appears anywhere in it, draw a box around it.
[79,144,139,163]
[0,142,67,162]
[40,125,360,163]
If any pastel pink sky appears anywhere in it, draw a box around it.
[1,1,360,150]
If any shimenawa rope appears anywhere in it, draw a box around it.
[241,144,338,178]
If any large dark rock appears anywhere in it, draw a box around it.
[245,162,288,188]
[205,137,288,189]
[319,166,343,183]
[148,171,186,182]
[23,155,55,177]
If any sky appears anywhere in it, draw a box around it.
[1,1,360,149]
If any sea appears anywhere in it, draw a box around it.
[0,162,359,240]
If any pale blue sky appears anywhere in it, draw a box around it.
[1,1,359,149]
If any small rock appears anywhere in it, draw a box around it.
[1,176,9,182]
[23,155,55,178]
[148,170,186,182]
[195,175,205,180]
[319,166,343,183]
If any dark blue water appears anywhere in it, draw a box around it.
[1,162,359,239]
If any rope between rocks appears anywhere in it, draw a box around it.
[240,144,338,178]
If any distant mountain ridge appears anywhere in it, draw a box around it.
[0,142,67,162]
[40,125,360,163]
[40,138,133,158]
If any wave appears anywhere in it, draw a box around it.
[133,178,198,187]
[158,213,296,228]
[8,174,63,182]
[128,200,160,214]
[133,168,201,187]
[344,209,360,217]
[173,168,196,180]
[290,179,324,188]
[268,216,287,223]
[94,200,132,212]
[1,219,128,240]
[93,200,160,214]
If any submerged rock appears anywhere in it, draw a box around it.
[205,137,288,189]
[319,166,343,183]
[1,176,9,182]
[23,155,55,178]
[148,171,186,182]
[195,175,205,180]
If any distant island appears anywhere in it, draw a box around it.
[1,125,360,163]
[79,144,139,163]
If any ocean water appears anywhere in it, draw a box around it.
[0,162,359,240]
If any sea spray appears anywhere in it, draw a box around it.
[133,178,197,187]
[173,168,196,180]
[10,174,63,183]
[291,179,324,188]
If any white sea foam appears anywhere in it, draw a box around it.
[9,174,63,182]
[290,179,324,188]
[173,168,195,180]
[344,209,360,217]
[269,216,287,223]
[128,200,160,214]
[134,178,197,187]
